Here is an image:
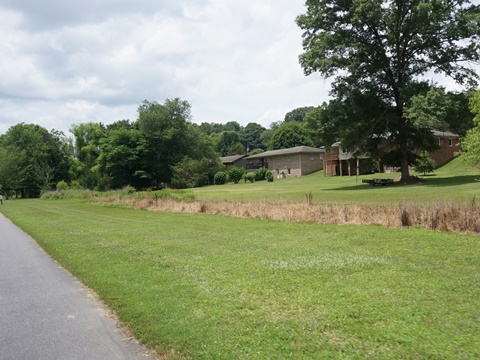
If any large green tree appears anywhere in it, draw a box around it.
[460,90,480,165]
[269,122,314,150]
[297,0,480,182]
[0,123,70,197]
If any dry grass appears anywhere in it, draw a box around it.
[96,195,480,235]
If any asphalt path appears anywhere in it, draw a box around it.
[0,213,155,360]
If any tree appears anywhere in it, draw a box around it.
[137,98,192,186]
[0,123,70,197]
[297,0,480,183]
[284,106,315,123]
[269,122,313,150]
[215,131,241,156]
[460,90,480,165]
[241,122,266,151]
[70,122,107,189]
[97,127,149,189]
[415,151,437,175]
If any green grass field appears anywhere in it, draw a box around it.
[189,157,480,205]
[1,198,478,359]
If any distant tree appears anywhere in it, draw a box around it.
[216,131,241,156]
[70,122,107,189]
[137,98,192,186]
[0,123,70,197]
[415,151,436,176]
[227,143,245,156]
[270,122,313,150]
[223,121,242,132]
[97,127,149,189]
[241,122,266,151]
[170,157,215,189]
[284,106,315,123]
[297,0,480,183]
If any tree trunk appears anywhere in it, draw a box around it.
[399,137,410,184]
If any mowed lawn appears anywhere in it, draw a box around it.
[190,158,480,204]
[1,200,478,359]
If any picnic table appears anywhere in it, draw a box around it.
[362,178,394,187]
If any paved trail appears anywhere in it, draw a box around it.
[0,213,154,360]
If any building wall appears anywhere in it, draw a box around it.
[268,152,324,178]
[422,136,460,166]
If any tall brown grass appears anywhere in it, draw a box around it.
[96,196,480,234]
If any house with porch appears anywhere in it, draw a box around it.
[323,131,461,176]
[245,146,325,178]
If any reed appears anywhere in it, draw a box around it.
[96,196,480,234]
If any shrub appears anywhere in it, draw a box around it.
[243,173,255,183]
[122,185,136,195]
[227,166,245,184]
[266,171,274,182]
[56,180,68,191]
[415,151,436,176]
[254,167,269,181]
[214,171,227,185]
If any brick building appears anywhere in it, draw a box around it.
[245,146,325,178]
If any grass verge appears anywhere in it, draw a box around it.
[1,200,479,359]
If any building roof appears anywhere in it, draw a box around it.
[220,154,247,164]
[432,130,460,138]
[245,146,325,159]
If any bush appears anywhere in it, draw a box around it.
[122,185,136,195]
[266,171,274,182]
[214,171,227,185]
[254,167,269,181]
[243,173,255,183]
[56,180,68,191]
[227,166,246,184]
[415,151,436,176]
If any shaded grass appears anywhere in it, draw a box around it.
[1,200,479,359]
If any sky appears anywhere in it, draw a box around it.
[0,0,335,135]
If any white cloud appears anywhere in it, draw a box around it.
[0,0,330,135]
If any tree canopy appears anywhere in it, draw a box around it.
[297,0,480,182]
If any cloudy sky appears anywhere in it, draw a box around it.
[0,0,336,135]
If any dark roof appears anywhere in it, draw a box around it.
[220,155,247,164]
[245,146,325,159]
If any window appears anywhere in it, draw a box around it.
[287,155,291,161]
[288,168,291,175]
[437,138,441,146]
[310,153,314,160]
[448,138,453,147]
[319,154,323,160]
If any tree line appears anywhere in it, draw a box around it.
[0,99,331,197]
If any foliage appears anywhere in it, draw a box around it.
[56,180,69,191]
[265,170,274,182]
[170,156,214,189]
[242,122,266,151]
[270,122,313,150]
[227,166,245,184]
[214,171,227,185]
[227,143,245,156]
[215,131,241,156]
[415,152,437,176]
[253,167,270,181]
[0,123,70,197]
[243,173,255,183]
[460,90,480,166]
[296,0,480,183]
[284,106,315,123]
